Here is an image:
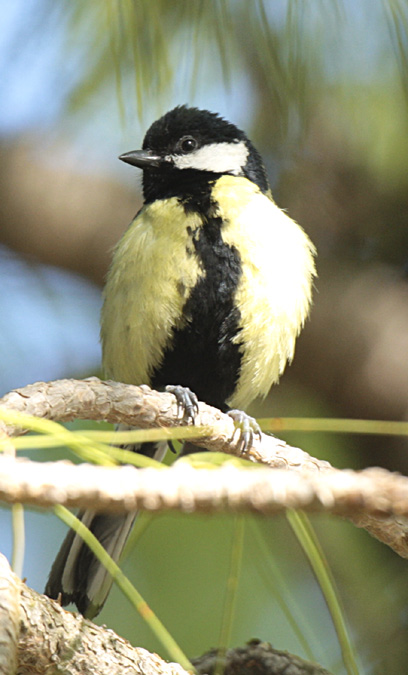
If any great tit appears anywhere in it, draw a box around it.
[45,105,316,618]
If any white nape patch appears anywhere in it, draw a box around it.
[169,141,249,174]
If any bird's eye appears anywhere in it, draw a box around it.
[178,136,197,153]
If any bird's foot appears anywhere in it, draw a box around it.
[227,409,262,454]
[166,385,199,424]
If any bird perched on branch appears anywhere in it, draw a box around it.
[45,105,316,618]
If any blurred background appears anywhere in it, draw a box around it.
[1,1,408,672]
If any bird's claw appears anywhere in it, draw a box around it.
[227,409,262,454]
[166,385,199,424]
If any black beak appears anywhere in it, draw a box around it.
[119,149,163,169]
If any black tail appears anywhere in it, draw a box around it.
[45,437,167,618]
[45,509,137,618]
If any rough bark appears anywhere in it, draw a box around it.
[0,556,332,675]
[0,379,408,558]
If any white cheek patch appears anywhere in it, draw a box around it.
[169,141,249,174]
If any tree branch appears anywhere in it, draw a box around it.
[0,554,332,675]
[1,378,408,559]
[193,641,333,675]
[0,554,189,675]
[0,378,331,471]
[0,555,19,675]
[1,455,408,556]
[0,140,136,284]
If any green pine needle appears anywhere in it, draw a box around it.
[11,503,25,579]
[215,515,245,675]
[286,510,360,675]
[54,505,194,672]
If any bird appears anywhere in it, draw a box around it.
[45,105,316,618]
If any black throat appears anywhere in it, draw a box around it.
[142,166,225,204]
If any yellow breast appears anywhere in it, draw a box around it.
[211,175,316,409]
[101,199,203,384]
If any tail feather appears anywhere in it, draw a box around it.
[45,436,167,618]
[45,511,137,617]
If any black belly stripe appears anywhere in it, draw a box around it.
[151,197,243,411]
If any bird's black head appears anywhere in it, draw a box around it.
[120,105,270,203]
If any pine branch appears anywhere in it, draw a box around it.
[0,553,188,675]
[0,377,329,471]
[0,455,408,554]
[0,378,408,558]
[0,553,332,675]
